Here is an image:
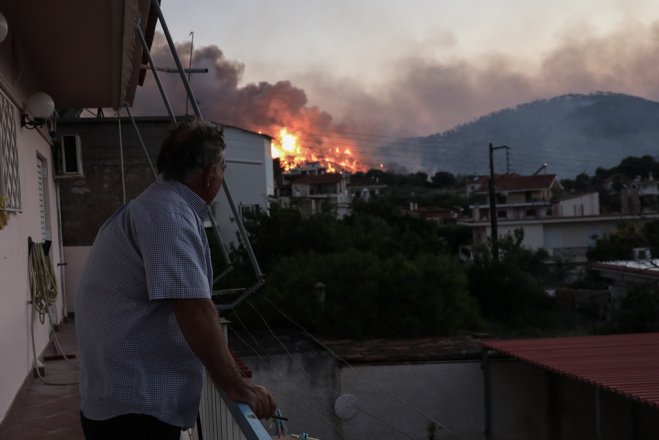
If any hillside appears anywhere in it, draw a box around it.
[377,93,659,179]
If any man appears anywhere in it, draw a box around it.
[76,120,276,439]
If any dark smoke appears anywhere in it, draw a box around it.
[135,22,659,169]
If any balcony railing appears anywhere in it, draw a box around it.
[192,371,272,440]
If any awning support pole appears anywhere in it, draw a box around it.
[483,348,492,439]
[149,0,265,291]
[135,18,177,123]
[124,105,158,178]
[150,0,203,119]
[595,388,602,440]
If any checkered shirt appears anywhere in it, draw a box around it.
[75,179,213,429]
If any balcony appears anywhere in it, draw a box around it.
[3,321,272,440]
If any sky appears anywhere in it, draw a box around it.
[134,0,659,170]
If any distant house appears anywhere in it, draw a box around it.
[347,175,387,202]
[462,173,659,261]
[288,173,350,217]
[468,174,563,222]
[406,206,459,223]
[590,251,659,301]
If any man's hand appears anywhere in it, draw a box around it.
[172,298,277,419]
[226,380,276,419]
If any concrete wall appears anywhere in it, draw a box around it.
[0,92,65,423]
[211,127,273,246]
[243,351,659,440]
[558,193,600,217]
[63,246,92,314]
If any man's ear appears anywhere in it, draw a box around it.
[202,164,214,187]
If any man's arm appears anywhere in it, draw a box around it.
[172,298,276,419]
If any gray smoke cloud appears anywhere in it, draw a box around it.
[134,21,659,168]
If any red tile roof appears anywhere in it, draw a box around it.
[482,333,659,408]
[475,174,559,193]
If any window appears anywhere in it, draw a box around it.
[525,209,535,217]
[0,91,20,211]
[497,210,507,219]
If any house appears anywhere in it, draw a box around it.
[346,175,387,202]
[288,173,351,217]
[56,117,274,272]
[462,173,659,262]
[590,251,659,301]
[468,174,563,222]
[0,0,155,433]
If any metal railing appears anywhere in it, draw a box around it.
[193,370,271,440]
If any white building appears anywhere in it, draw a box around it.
[211,126,274,246]
[289,173,351,218]
[56,117,274,305]
[463,173,659,261]
[0,0,155,430]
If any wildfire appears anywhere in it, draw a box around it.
[270,128,364,173]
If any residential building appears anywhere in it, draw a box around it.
[590,252,659,301]
[346,175,387,202]
[56,116,274,304]
[468,174,563,222]
[288,173,351,217]
[0,1,155,433]
[462,173,659,261]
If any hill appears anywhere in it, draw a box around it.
[377,93,659,179]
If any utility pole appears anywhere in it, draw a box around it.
[488,143,510,263]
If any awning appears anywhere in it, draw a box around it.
[482,332,659,408]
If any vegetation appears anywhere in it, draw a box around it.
[214,200,482,338]
[214,156,659,339]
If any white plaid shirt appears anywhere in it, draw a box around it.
[76,179,213,429]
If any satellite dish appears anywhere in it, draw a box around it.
[334,393,358,420]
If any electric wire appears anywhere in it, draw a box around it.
[257,296,473,440]
[233,307,378,440]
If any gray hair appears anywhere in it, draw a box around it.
[157,119,226,181]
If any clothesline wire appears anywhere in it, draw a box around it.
[234,306,377,440]
[255,296,472,440]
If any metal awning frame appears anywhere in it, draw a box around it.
[127,0,265,310]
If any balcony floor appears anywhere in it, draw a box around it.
[3,320,84,440]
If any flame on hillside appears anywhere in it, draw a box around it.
[270,128,365,173]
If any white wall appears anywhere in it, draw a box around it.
[558,193,600,217]
[211,128,273,246]
[63,246,92,314]
[0,103,64,423]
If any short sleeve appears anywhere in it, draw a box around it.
[135,207,211,300]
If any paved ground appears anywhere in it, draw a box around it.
[3,321,84,440]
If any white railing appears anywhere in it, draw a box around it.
[192,371,272,440]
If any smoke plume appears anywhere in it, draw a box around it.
[135,21,659,170]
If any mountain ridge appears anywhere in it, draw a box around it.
[377,92,659,178]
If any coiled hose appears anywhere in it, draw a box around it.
[28,241,59,324]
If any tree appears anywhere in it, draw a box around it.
[587,220,646,261]
[431,171,457,188]
[467,229,556,329]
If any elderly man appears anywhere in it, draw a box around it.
[76,120,275,439]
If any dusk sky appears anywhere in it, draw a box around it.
[134,1,659,169]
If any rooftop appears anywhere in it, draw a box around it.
[483,332,659,409]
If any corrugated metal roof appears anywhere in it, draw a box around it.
[482,333,659,408]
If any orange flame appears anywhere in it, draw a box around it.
[270,128,365,173]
